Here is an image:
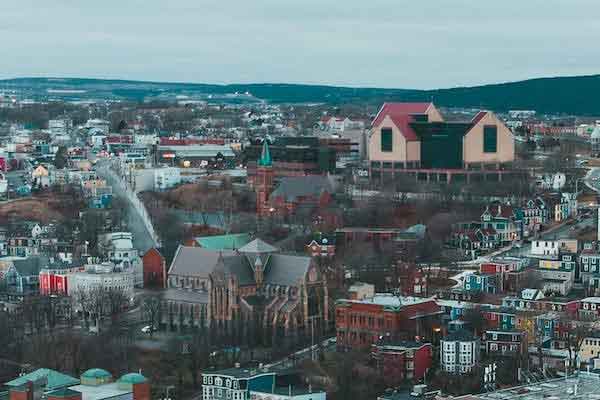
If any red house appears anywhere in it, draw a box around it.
[372,341,432,385]
[142,248,166,288]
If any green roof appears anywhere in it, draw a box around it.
[118,373,147,384]
[5,368,80,390]
[258,141,272,167]
[195,233,251,250]
[46,388,81,398]
[81,369,111,379]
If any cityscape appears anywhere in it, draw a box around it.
[3,2,600,400]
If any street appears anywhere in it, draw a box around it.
[95,160,157,254]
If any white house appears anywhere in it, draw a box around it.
[441,329,480,374]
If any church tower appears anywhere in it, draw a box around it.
[256,140,274,215]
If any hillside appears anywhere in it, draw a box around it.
[2,74,600,115]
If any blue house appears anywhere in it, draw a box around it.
[464,272,497,294]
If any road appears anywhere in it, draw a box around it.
[585,167,600,195]
[499,216,594,258]
[95,160,156,254]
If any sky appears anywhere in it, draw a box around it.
[2,0,600,89]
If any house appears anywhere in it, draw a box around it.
[483,329,527,357]
[480,257,530,293]
[480,203,522,245]
[521,197,548,236]
[579,245,600,295]
[440,329,480,374]
[579,335,600,365]
[464,272,497,294]
[536,253,576,295]
[368,102,515,184]
[396,263,428,297]
[142,248,166,288]
[371,340,432,385]
[305,233,336,258]
[201,367,326,400]
[31,164,52,188]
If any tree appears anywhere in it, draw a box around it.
[462,307,486,337]
[141,293,163,338]
[54,146,68,169]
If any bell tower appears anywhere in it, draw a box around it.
[256,140,274,215]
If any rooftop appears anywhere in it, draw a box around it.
[204,367,274,379]
[5,368,80,391]
[458,374,600,399]
[68,383,130,400]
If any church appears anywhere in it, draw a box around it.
[255,140,337,217]
[164,237,329,343]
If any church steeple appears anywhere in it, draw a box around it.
[258,140,272,167]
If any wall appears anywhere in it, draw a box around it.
[369,115,408,162]
[463,112,514,165]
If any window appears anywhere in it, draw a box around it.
[381,128,393,152]
[483,126,498,153]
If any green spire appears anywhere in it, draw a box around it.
[258,140,272,167]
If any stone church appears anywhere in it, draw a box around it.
[165,238,329,342]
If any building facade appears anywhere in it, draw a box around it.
[368,102,515,184]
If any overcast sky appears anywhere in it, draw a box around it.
[2,0,599,89]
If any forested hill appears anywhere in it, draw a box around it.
[2,74,600,115]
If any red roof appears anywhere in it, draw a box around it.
[372,102,433,141]
[471,111,488,125]
[401,300,441,319]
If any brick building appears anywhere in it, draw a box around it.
[336,292,441,349]
[371,340,432,385]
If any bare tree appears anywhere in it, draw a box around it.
[141,293,163,338]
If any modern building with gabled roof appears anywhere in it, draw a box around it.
[368,102,515,184]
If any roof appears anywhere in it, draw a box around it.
[118,373,147,384]
[221,255,255,286]
[81,369,112,379]
[444,329,476,342]
[264,254,312,286]
[5,368,80,390]
[46,388,82,398]
[168,246,235,277]
[270,175,334,202]
[238,238,278,254]
[470,111,488,126]
[162,288,209,304]
[194,233,252,250]
[372,102,433,127]
[68,383,130,400]
[12,256,49,276]
[204,367,275,379]
[371,102,433,141]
